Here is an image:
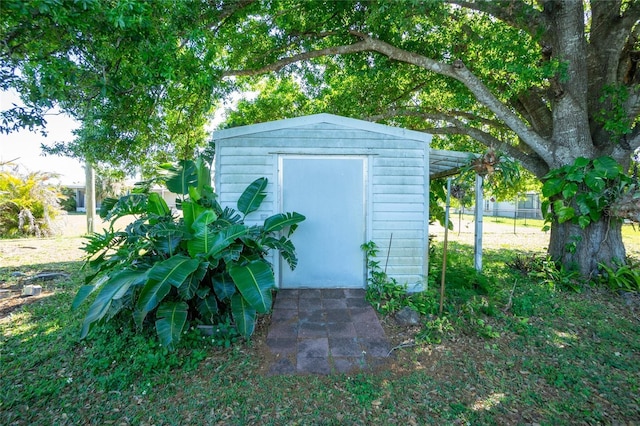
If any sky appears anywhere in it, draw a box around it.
[0,91,85,185]
[0,90,246,186]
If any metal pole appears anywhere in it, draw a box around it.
[474,174,483,272]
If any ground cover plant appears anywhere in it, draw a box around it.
[1,219,639,425]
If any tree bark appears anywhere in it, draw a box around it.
[548,217,626,277]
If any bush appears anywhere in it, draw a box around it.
[0,170,63,237]
[73,155,304,349]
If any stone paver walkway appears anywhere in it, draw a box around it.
[266,288,392,375]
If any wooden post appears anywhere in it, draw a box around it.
[474,174,483,271]
[85,161,95,234]
[439,177,452,316]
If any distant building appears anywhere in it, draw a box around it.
[63,184,179,213]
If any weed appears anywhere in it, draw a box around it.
[597,258,640,292]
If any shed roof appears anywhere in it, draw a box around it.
[213,113,474,178]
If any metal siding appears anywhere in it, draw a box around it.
[214,117,429,289]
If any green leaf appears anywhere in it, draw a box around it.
[187,211,219,257]
[263,236,298,270]
[196,294,219,323]
[79,270,148,339]
[206,225,249,258]
[231,293,257,339]
[263,212,306,234]
[229,260,275,313]
[212,272,236,300]
[573,157,590,168]
[177,261,209,300]
[147,192,170,216]
[237,178,268,216]
[155,301,188,350]
[71,285,98,311]
[553,201,575,224]
[542,177,564,198]
[584,171,605,192]
[561,182,578,199]
[134,256,199,326]
[182,200,207,231]
[165,160,198,195]
[147,255,201,288]
[578,215,591,229]
[593,156,621,179]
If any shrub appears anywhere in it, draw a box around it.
[73,155,304,348]
[0,170,63,237]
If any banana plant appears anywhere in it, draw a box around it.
[73,154,304,348]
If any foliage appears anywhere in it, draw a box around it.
[597,258,640,292]
[73,155,304,348]
[361,240,407,314]
[541,156,636,229]
[58,186,77,212]
[0,169,63,237]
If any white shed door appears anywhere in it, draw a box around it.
[280,157,366,288]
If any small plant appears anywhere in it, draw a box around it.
[529,256,582,292]
[73,154,304,348]
[416,316,454,344]
[361,241,407,314]
[597,259,640,292]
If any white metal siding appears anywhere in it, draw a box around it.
[214,114,431,290]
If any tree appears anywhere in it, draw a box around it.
[3,1,639,276]
[1,0,252,175]
[218,0,640,276]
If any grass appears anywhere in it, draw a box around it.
[1,217,639,424]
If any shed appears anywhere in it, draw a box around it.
[213,113,471,291]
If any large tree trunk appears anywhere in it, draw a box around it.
[548,218,626,278]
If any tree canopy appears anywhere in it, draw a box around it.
[2,0,640,275]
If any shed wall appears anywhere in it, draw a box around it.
[214,119,430,291]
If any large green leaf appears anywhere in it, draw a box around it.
[231,293,257,339]
[155,301,189,350]
[237,177,268,216]
[593,156,621,179]
[79,270,148,339]
[165,160,198,195]
[196,294,219,324]
[542,177,564,198]
[195,156,211,193]
[182,200,207,231]
[263,212,306,234]
[148,255,201,288]
[212,272,236,300]
[262,235,298,270]
[135,255,199,326]
[207,225,249,258]
[147,192,170,216]
[229,260,275,314]
[177,261,209,300]
[187,210,219,257]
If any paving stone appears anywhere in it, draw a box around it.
[298,297,323,310]
[266,338,297,356]
[322,298,348,309]
[324,309,351,322]
[329,337,362,357]
[353,320,386,339]
[359,338,392,358]
[298,338,329,358]
[298,309,325,322]
[270,308,298,322]
[326,321,356,338]
[267,322,299,339]
[277,289,299,298]
[346,297,371,308]
[331,357,359,374]
[268,358,296,375]
[344,289,366,297]
[299,289,322,298]
[273,297,299,310]
[297,356,330,374]
[298,322,327,338]
[321,289,346,298]
[350,307,380,323]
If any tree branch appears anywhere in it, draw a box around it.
[446,0,544,38]
[224,30,555,168]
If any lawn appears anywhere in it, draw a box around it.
[1,214,639,424]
